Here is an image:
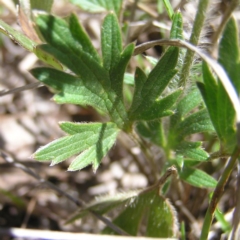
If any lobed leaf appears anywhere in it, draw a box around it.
[30,67,108,113]
[134,88,182,121]
[129,47,179,119]
[36,14,101,64]
[34,14,130,128]
[32,122,119,171]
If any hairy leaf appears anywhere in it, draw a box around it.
[68,187,178,237]
[129,47,179,120]
[179,167,217,188]
[170,12,183,39]
[30,67,108,113]
[176,141,209,161]
[34,13,131,128]
[134,88,182,121]
[33,122,119,171]
[198,62,236,151]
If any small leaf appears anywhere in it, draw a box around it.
[176,88,202,118]
[163,0,174,20]
[33,122,119,171]
[179,167,217,188]
[176,109,215,138]
[176,141,209,161]
[0,19,36,52]
[0,19,62,69]
[70,0,123,16]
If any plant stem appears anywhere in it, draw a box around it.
[200,146,240,240]
[179,0,210,87]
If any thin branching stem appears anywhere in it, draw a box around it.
[200,146,240,240]
[0,150,129,236]
[179,0,210,87]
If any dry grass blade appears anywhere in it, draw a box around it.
[0,82,42,97]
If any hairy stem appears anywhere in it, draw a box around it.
[179,0,210,86]
[200,146,240,240]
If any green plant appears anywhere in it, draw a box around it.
[0,0,240,239]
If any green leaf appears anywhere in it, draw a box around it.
[32,122,119,171]
[163,0,174,20]
[101,13,122,73]
[176,141,209,161]
[197,62,236,150]
[36,14,101,64]
[68,187,178,237]
[179,167,217,188]
[101,13,134,98]
[176,109,215,138]
[103,189,178,237]
[124,73,134,85]
[0,19,63,69]
[129,47,179,119]
[176,88,202,117]
[30,68,108,113]
[215,208,231,232]
[136,120,166,146]
[129,67,147,113]
[170,12,183,39]
[134,88,183,121]
[70,0,123,16]
[0,19,36,52]
[218,17,240,94]
[35,14,130,128]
